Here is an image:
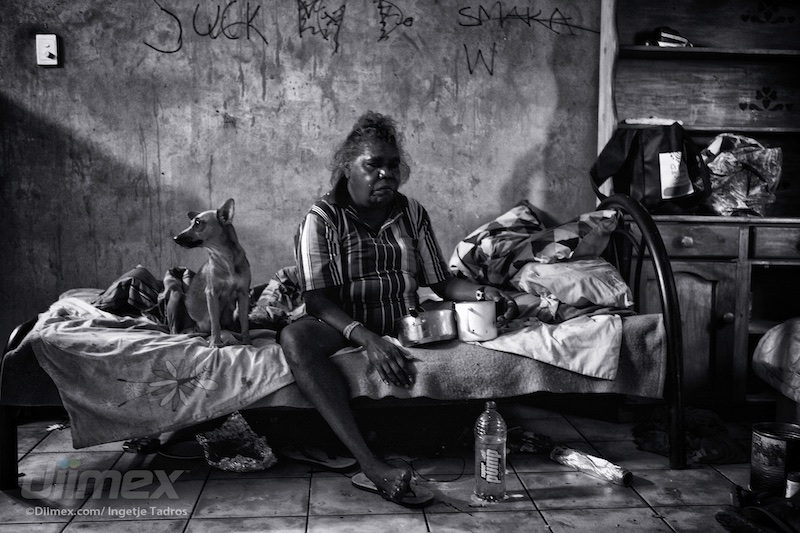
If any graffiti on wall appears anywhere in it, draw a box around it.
[144,0,270,53]
[458,3,599,75]
[143,0,597,75]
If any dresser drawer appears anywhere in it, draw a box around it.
[752,227,800,259]
[653,224,740,258]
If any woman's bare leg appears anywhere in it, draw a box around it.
[279,317,411,500]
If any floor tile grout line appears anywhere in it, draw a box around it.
[509,458,553,527]
[17,431,51,463]
[422,504,432,532]
[629,469,668,513]
[182,457,213,531]
[305,470,314,532]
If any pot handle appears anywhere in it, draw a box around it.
[467,307,479,334]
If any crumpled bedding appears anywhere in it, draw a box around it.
[480,314,623,380]
[441,203,633,377]
[449,204,619,286]
[752,318,800,403]
[25,290,664,449]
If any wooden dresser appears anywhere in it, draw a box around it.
[634,216,800,407]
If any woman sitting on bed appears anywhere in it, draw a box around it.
[279,111,518,506]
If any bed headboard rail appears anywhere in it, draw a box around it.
[599,194,686,469]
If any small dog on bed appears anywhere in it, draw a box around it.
[173,198,251,347]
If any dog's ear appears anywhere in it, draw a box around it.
[218,198,235,225]
[187,211,199,220]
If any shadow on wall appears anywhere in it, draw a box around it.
[501,138,597,228]
[0,94,206,344]
[497,33,598,227]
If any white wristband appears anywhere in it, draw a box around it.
[342,321,362,341]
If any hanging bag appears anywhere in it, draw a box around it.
[590,122,712,213]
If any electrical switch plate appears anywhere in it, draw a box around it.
[36,34,59,66]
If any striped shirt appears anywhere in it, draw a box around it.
[295,181,451,335]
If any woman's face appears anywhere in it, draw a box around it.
[346,140,402,211]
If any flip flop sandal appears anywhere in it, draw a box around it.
[122,437,160,454]
[350,471,435,509]
[716,507,783,533]
[159,439,205,460]
[279,446,357,472]
[732,485,780,509]
[740,505,800,533]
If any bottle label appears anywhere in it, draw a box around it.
[480,448,503,483]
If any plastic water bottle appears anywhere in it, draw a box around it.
[474,400,507,502]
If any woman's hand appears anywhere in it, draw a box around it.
[304,288,416,388]
[430,278,520,327]
[483,286,519,327]
[358,329,416,388]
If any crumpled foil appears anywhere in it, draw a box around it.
[196,411,277,472]
[550,445,633,486]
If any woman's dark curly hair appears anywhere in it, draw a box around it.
[329,111,411,186]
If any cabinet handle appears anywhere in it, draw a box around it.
[722,312,735,324]
[680,236,695,248]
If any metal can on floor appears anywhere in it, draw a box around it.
[751,422,800,496]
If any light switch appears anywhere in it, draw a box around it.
[36,34,59,66]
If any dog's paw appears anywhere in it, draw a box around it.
[208,331,239,347]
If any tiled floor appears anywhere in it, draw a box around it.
[1,403,754,532]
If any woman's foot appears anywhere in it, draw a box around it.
[361,462,412,502]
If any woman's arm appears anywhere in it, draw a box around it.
[303,287,415,388]
[429,277,519,325]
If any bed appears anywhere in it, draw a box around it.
[0,194,687,489]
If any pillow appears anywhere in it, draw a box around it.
[511,258,633,309]
[506,209,619,281]
[449,201,543,285]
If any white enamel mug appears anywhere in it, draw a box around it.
[454,300,498,342]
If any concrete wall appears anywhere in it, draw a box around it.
[0,1,601,341]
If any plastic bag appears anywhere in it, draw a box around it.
[702,134,782,216]
[196,411,277,472]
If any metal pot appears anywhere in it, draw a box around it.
[395,306,457,347]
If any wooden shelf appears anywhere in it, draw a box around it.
[617,123,800,135]
[749,319,781,335]
[746,390,778,403]
[684,126,800,135]
[620,46,800,60]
